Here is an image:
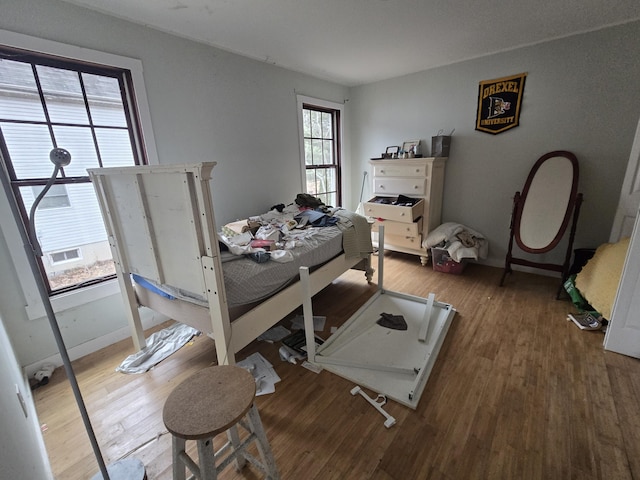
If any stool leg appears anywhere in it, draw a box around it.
[172,436,186,480]
[197,438,218,480]
[246,404,280,480]
[226,425,247,470]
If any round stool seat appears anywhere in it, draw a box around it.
[163,365,256,440]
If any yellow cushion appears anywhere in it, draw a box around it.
[575,237,630,319]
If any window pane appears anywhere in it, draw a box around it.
[326,168,335,193]
[51,249,79,263]
[0,59,46,121]
[310,110,322,138]
[1,122,55,178]
[322,139,333,165]
[320,192,333,207]
[302,109,311,137]
[20,183,107,249]
[37,65,89,125]
[31,184,71,209]
[48,256,115,292]
[83,74,127,127]
[304,138,312,166]
[311,139,323,165]
[321,112,332,140]
[95,128,135,167]
[51,125,100,176]
[306,169,316,195]
[20,182,114,292]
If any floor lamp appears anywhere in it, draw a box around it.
[0,148,145,480]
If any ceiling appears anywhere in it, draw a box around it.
[63,0,640,86]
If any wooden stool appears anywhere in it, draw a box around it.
[163,365,280,480]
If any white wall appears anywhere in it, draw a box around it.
[349,21,640,267]
[0,309,53,479]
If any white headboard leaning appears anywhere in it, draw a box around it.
[88,163,231,360]
[88,162,373,366]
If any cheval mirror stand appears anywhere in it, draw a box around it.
[500,150,583,298]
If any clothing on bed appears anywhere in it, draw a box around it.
[134,201,372,308]
[333,208,375,259]
[294,209,338,227]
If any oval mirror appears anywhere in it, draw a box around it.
[514,151,579,253]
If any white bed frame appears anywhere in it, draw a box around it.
[88,162,371,365]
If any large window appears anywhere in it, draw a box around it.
[0,45,147,296]
[299,100,342,207]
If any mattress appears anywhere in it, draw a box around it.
[134,224,344,307]
[221,225,344,306]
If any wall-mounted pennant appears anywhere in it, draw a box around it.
[475,72,527,135]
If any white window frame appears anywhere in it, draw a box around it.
[0,29,158,320]
[296,95,344,201]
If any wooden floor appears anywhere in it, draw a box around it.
[34,252,640,480]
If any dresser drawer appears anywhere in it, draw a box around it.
[364,197,423,223]
[373,177,426,196]
[372,163,427,177]
[371,217,422,237]
[374,232,423,250]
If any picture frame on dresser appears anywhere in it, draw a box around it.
[402,140,420,155]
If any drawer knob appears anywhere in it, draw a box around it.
[380,185,385,189]
[414,185,419,189]
[380,169,385,173]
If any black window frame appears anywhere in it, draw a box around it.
[302,103,342,207]
[0,45,148,296]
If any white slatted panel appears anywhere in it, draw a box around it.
[138,171,206,296]
[89,164,216,298]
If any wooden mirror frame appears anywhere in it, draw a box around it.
[500,151,583,298]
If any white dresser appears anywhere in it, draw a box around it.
[364,157,446,265]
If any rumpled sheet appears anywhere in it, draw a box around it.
[423,222,489,263]
[333,208,374,259]
[135,206,371,307]
[116,322,199,374]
